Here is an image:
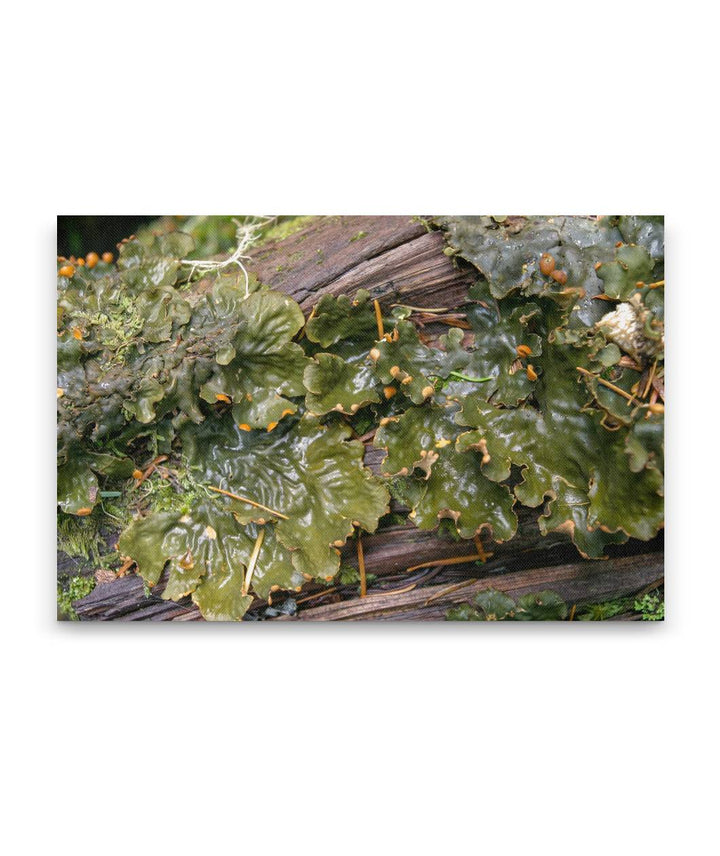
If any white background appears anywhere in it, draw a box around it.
[1,2,716,854]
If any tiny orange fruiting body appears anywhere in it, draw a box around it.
[86,251,99,268]
[526,364,538,381]
[539,253,555,276]
[59,264,75,278]
[238,423,252,431]
[550,269,568,285]
[102,251,114,263]
[215,393,232,403]
[383,386,397,399]
[516,344,532,358]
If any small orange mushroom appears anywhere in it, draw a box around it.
[86,251,99,268]
[102,251,114,264]
[59,264,75,278]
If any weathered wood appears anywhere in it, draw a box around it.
[287,552,665,622]
[247,216,476,312]
[72,515,662,621]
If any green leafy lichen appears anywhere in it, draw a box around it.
[446,588,567,621]
[58,214,664,620]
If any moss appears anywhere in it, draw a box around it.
[71,294,144,367]
[141,467,213,516]
[349,231,367,242]
[577,588,664,621]
[261,216,315,243]
[57,514,104,564]
[578,598,631,620]
[634,590,664,620]
[57,575,96,620]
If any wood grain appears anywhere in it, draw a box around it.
[288,552,664,622]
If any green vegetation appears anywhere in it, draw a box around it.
[57,576,96,621]
[57,215,663,620]
[446,588,568,621]
[634,592,665,621]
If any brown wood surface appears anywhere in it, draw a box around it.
[65,215,664,621]
[247,216,476,312]
[287,552,665,622]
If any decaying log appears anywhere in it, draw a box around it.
[71,507,662,621]
[286,552,665,622]
[247,216,476,312]
[73,546,663,622]
[64,215,664,621]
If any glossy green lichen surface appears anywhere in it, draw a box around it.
[58,215,664,619]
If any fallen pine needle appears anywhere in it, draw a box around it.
[405,552,492,574]
[375,565,446,596]
[373,298,384,340]
[242,528,265,596]
[376,580,420,596]
[576,366,641,406]
[358,532,367,597]
[390,304,450,313]
[296,586,339,606]
[207,485,289,519]
[642,358,658,399]
[423,577,479,606]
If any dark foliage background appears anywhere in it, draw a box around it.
[57,216,158,257]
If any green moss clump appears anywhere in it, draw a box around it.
[260,216,315,243]
[57,575,96,620]
[57,514,104,564]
